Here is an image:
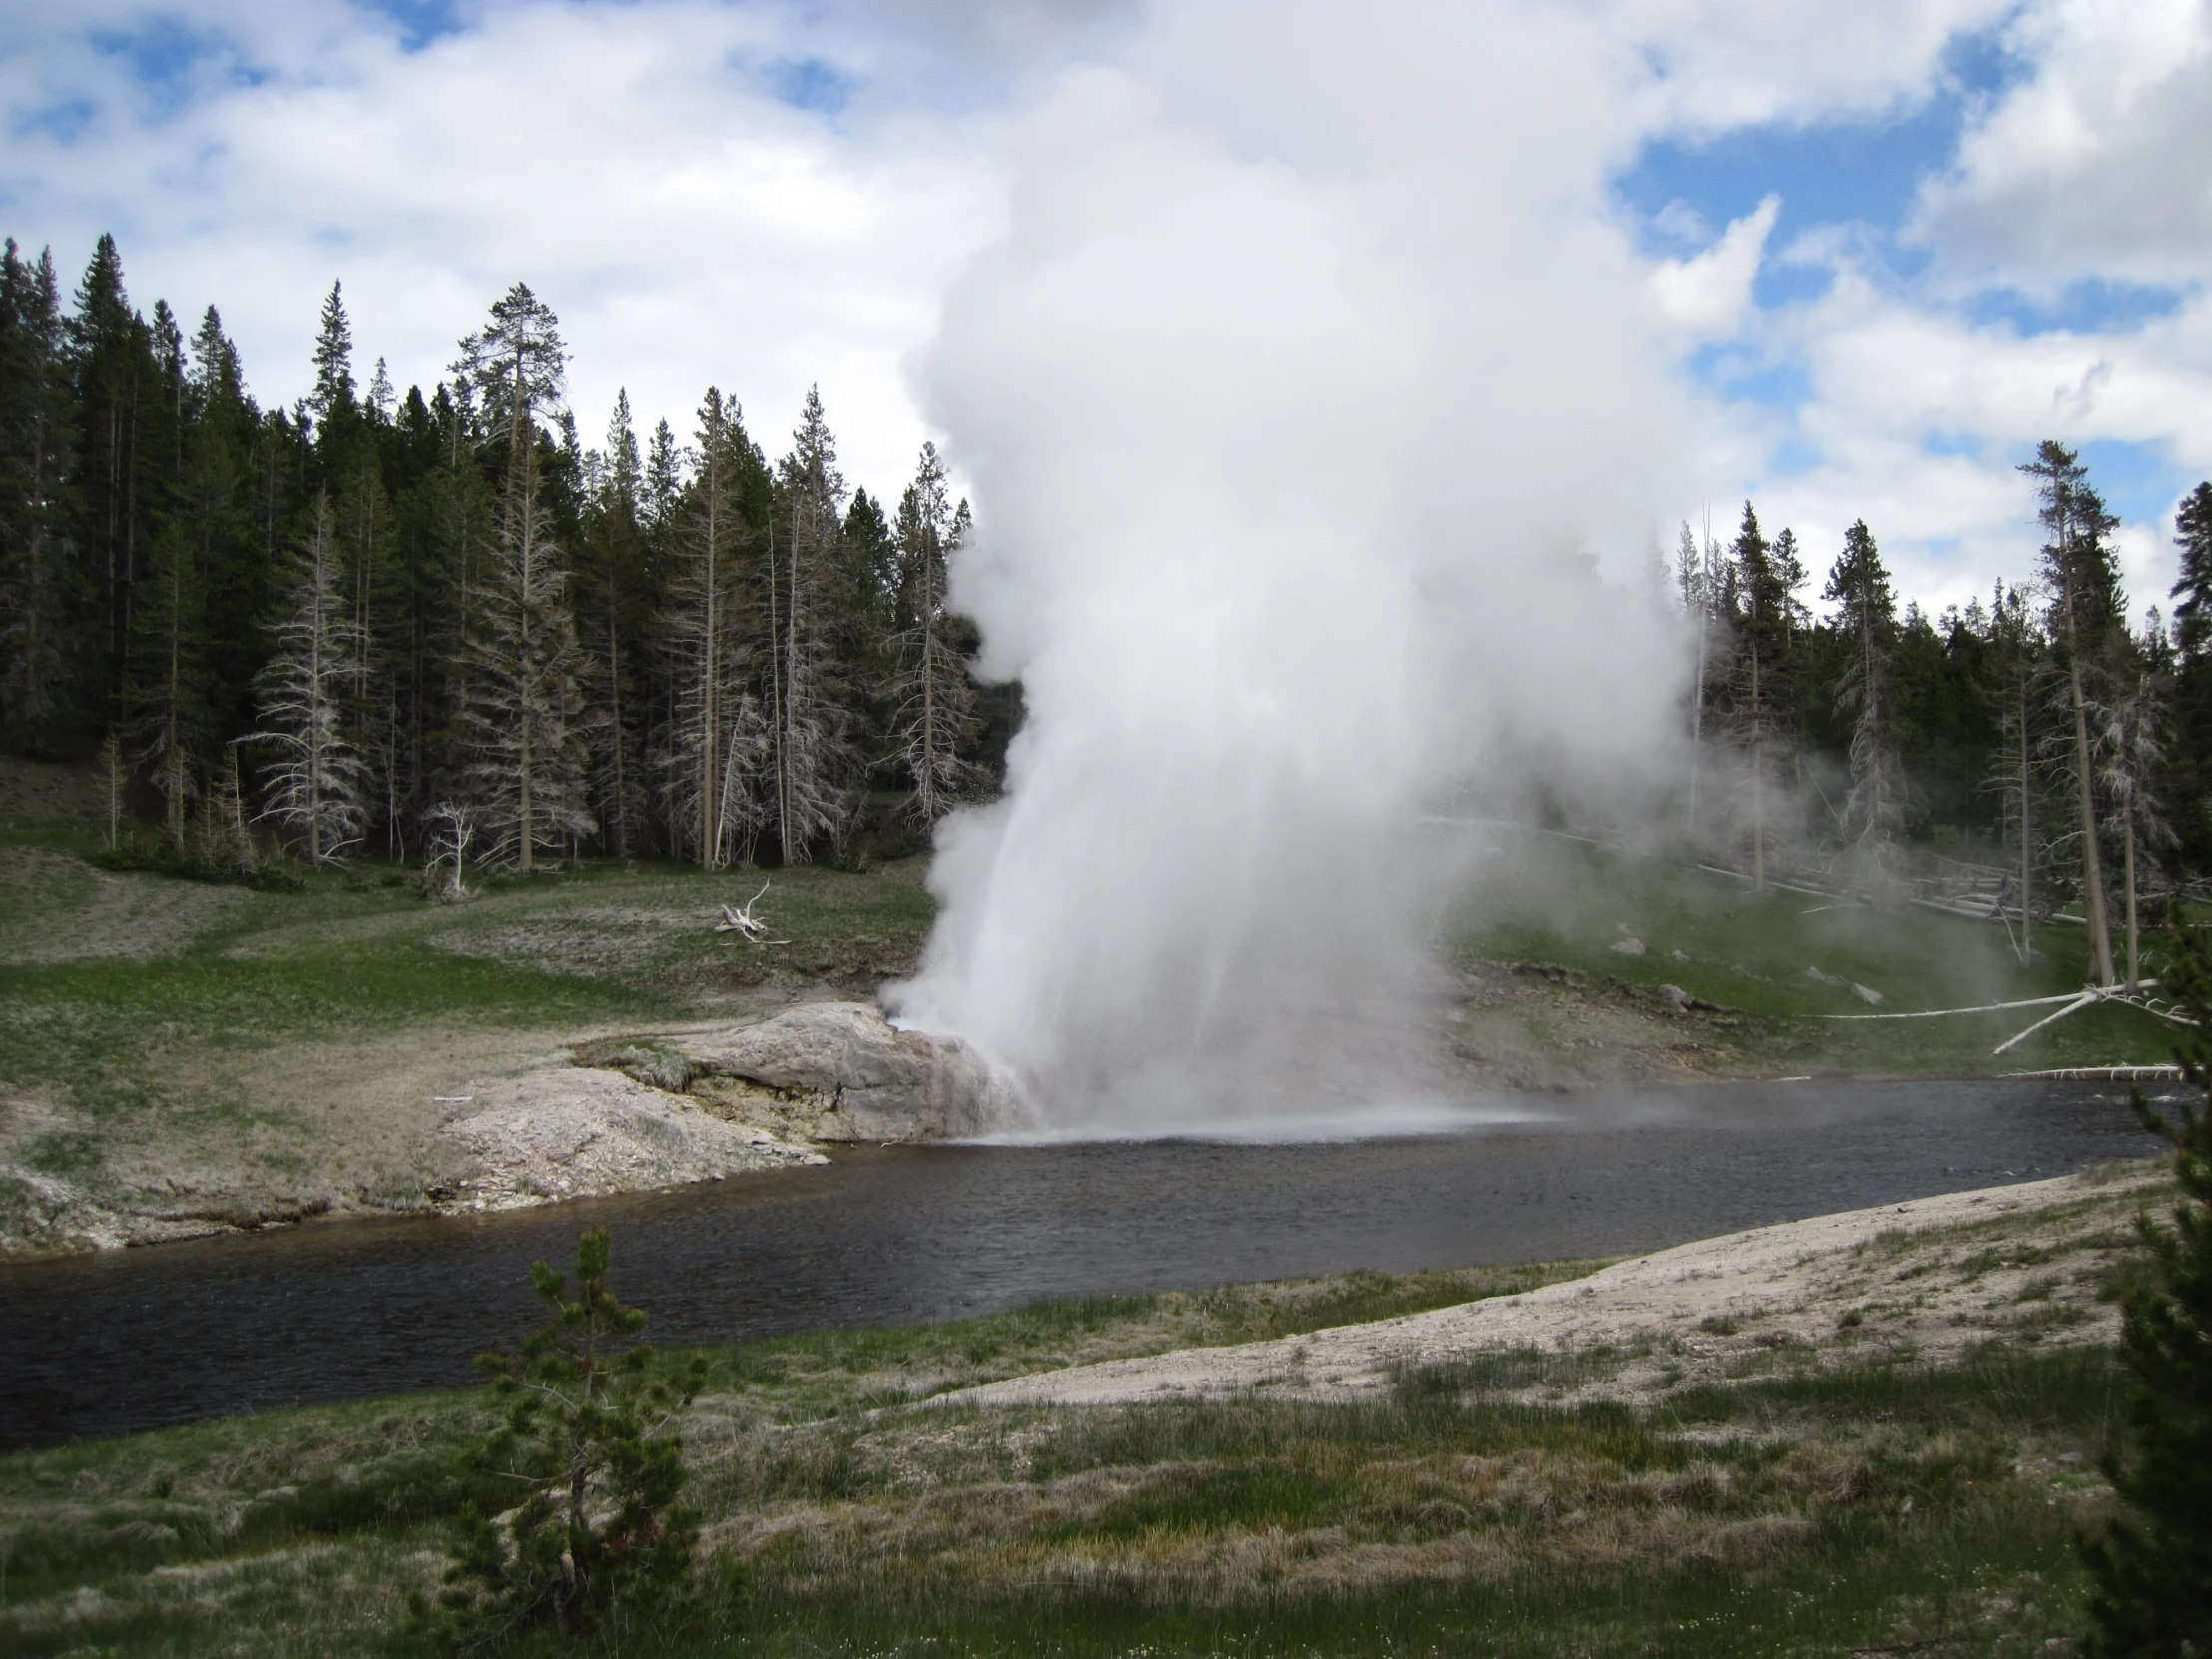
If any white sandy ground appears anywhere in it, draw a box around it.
[950,1168,2166,1412]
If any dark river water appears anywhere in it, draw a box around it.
[0,1080,2170,1451]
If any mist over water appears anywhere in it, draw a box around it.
[888,4,1701,1125]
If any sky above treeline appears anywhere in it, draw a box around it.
[7,0,2210,624]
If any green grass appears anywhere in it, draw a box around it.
[1446,836,2179,1072]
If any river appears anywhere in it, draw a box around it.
[0,1078,2169,1451]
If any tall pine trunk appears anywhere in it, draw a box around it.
[2019,677,2034,966]
[2064,573,2117,984]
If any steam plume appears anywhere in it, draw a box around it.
[889,3,1697,1125]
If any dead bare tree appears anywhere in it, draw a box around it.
[458,442,596,872]
[2096,646,2176,990]
[713,880,787,944]
[253,494,368,864]
[98,730,123,851]
[195,742,256,875]
[1676,517,1725,847]
[423,801,475,902]
[2023,441,2121,985]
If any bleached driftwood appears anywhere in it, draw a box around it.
[1817,987,2130,1022]
[1814,977,2193,1056]
[714,881,789,945]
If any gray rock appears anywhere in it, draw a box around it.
[442,1067,824,1211]
[673,1002,1031,1142]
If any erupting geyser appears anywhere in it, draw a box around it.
[886,3,1702,1128]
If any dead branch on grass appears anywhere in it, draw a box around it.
[714,880,790,945]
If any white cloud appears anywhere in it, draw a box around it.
[1651,194,1778,338]
[1912,0,2212,287]
[1622,0,2017,133]
[2,0,1002,488]
[1693,252,2212,620]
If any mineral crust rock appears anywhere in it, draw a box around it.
[671,1002,1031,1142]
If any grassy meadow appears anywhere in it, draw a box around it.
[1442,833,2180,1075]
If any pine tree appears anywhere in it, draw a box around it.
[841,485,901,766]
[1824,519,1905,883]
[1986,579,2048,964]
[2080,914,2212,1655]
[127,515,209,848]
[888,443,980,825]
[1772,525,1811,643]
[643,417,683,542]
[1732,501,1791,889]
[662,389,768,867]
[767,386,859,863]
[2024,439,2124,985]
[452,285,594,871]
[366,357,395,424]
[68,234,146,707]
[453,283,566,497]
[2168,481,2212,868]
[308,280,356,428]
[2171,482,2212,663]
[459,439,595,871]
[185,305,269,751]
[429,1230,705,1645]
[253,494,368,864]
[581,390,650,859]
[0,242,80,753]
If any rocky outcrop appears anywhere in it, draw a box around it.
[440,1066,825,1211]
[593,1002,1032,1143]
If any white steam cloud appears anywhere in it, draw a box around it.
[887,2,1709,1125]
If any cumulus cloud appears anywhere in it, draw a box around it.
[1651,194,1778,338]
[1624,0,2017,133]
[1912,0,2212,288]
[1,0,1000,485]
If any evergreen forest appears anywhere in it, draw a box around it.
[0,234,1012,877]
[3,231,2211,981]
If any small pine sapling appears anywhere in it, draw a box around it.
[2080,909,2212,1656]
[428,1229,707,1649]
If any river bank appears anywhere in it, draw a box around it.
[0,1160,2172,1657]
